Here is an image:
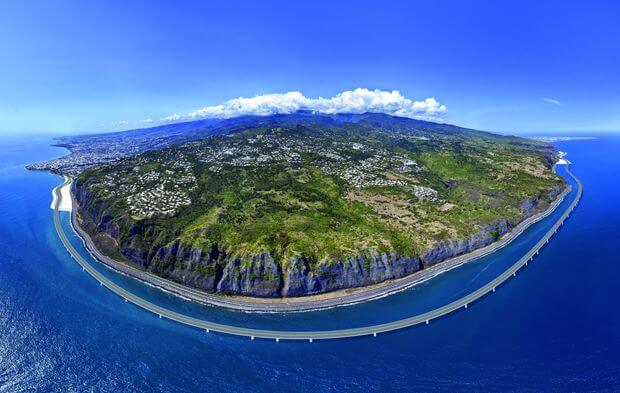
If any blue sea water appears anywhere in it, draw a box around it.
[0,134,618,392]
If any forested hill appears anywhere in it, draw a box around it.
[71,112,565,298]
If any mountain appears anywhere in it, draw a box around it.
[67,112,564,298]
[27,111,544,175]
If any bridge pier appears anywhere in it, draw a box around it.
[425,320,429,324]
[276,338,280,342]
[492,287,496,292]
[464,303,468,309]
[206,329,209,333]
[309,338,313,343]
[373,333,377,337]
[251,336,254,340]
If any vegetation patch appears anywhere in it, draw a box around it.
[76,115,564,282]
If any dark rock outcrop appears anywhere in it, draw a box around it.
[217,254,282,297]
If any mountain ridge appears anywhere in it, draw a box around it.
[27,111,530,175]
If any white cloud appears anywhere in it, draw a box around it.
[135,88,447,125]
[134,118,155,124]
[542,97,562,106]
[108,120,129,126]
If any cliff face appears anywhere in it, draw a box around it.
[75,181,564,298]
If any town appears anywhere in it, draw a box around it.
[79,127,442,219]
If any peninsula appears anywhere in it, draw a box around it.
[33,112,567,308]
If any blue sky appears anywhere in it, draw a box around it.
[1,0,619,135]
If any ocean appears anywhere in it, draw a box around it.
[0,134,618,392]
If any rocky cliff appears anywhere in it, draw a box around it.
[74,181,564,298]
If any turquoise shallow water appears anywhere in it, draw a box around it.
[0,135,618,391]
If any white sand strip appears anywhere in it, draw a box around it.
[51,176,73,212]
[556,151,570,165]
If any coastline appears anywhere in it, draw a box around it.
[63,162,572,313]
[50,162,582,340]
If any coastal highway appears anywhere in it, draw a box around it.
[52,164,582,341]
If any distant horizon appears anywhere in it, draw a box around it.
[2,1,620,135]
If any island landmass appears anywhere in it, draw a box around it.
[32,112,567,308]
